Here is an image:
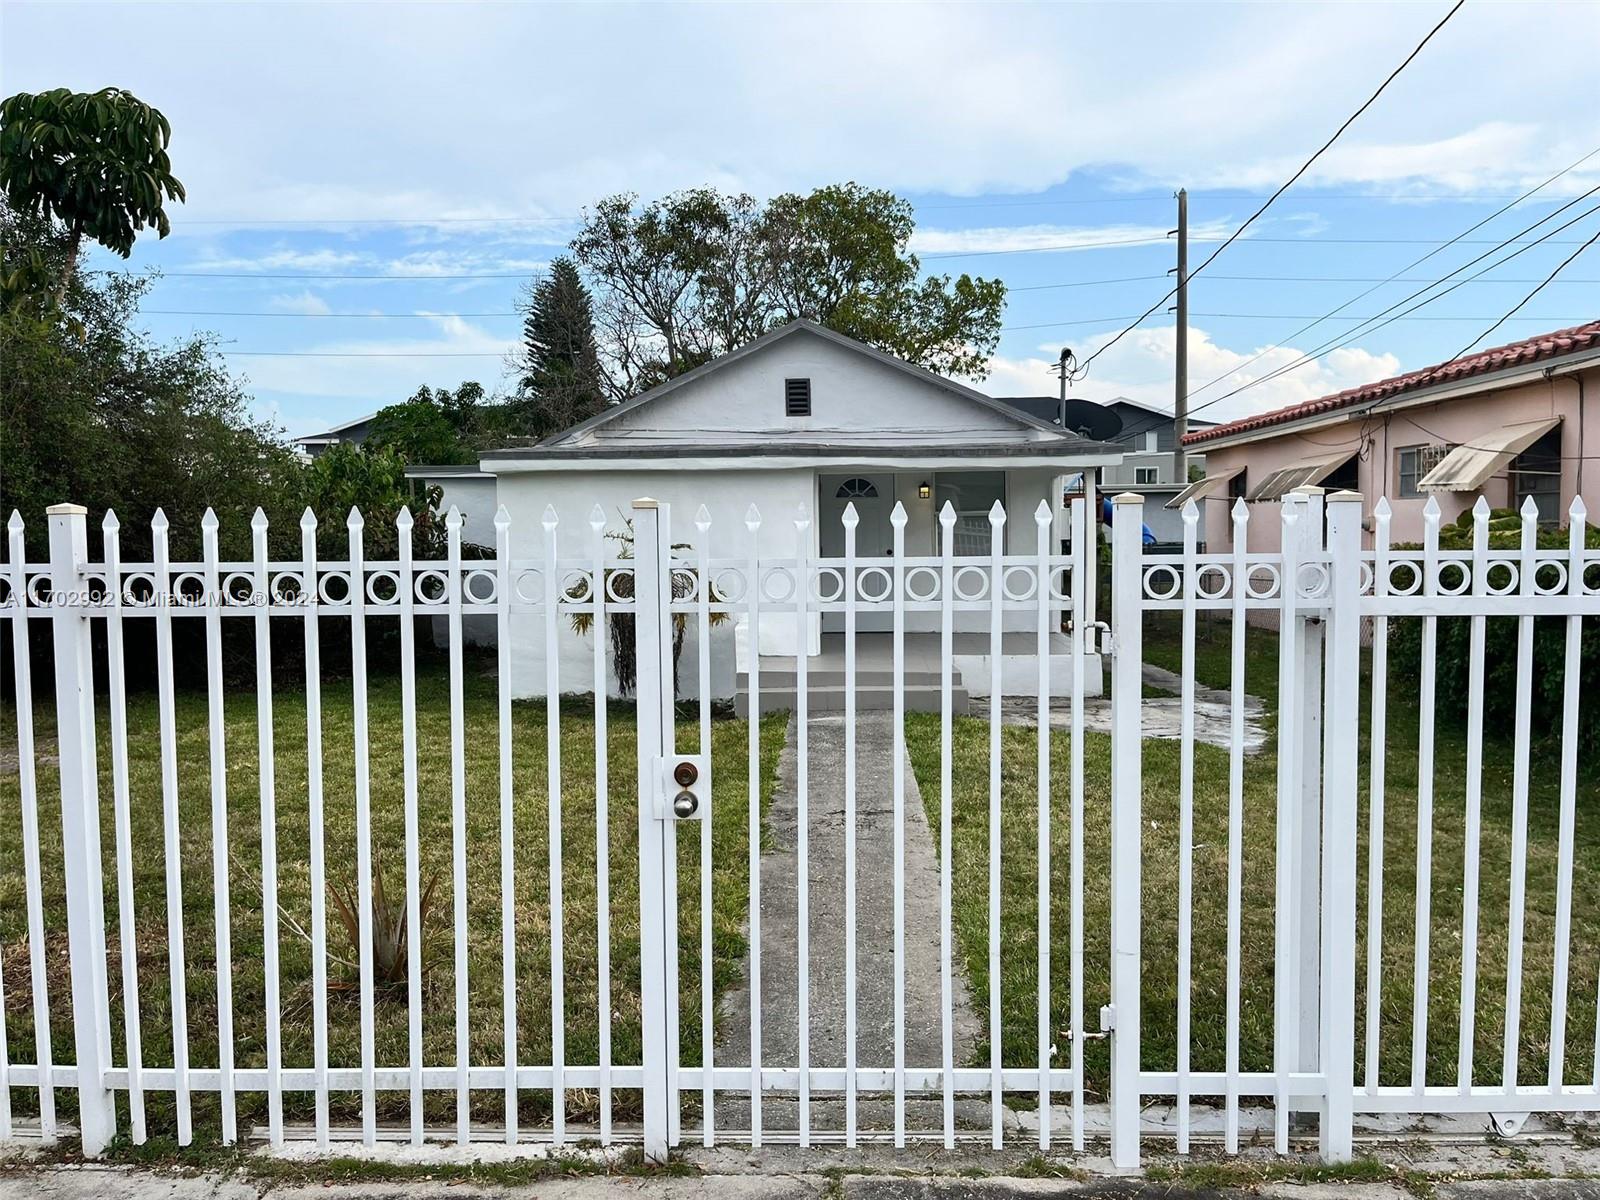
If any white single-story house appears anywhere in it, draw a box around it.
[414,319,1123,709]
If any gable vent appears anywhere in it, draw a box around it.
[785,377,812,417]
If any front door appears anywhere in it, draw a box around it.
[818,473,896,632]
[818,473,895,557]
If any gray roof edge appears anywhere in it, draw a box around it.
[482,438,1121,463]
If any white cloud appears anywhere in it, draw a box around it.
[6,3,1596,227]
[980,325,1403,427]
[266,290,333,315]
[911,219,1238,257]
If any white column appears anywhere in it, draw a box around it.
[633,498,672,1162]
[1108,492,1144,1170]
[47,504,116,1155]
[1289,485,1325,1096]
[1320,490,1362,1161]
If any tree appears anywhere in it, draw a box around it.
[569,183,1005,387]
[300,443,446,558]
[0,201,297,562]
[0,88,185,305]
[518,256,608,437]
[364,380,518,464]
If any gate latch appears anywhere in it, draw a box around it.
[654,755,710,821]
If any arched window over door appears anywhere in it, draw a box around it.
[835,477,879,499]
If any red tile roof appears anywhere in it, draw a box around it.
[1182,319,1600,447]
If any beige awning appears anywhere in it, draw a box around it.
[1417,417,1561,492]
[1165,466,1244,509]
[1247,450,1358,502]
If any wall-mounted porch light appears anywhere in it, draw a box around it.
[918,480,931,500]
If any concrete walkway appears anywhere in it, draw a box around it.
[713,710,983,1133]
[999,662,1269,754]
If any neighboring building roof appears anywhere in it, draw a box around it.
[996,395,1214,435]
[294,410,379,445]
[539,319,1074,448]
[1184,319,1600,448]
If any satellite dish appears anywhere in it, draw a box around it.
[1057,398,1123,442]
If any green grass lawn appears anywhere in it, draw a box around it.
[908,610,1600,1101]
[0,653,784,1135]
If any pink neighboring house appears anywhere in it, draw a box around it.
[1175,320,1600,552]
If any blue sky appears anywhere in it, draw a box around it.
[5,1,1598,439]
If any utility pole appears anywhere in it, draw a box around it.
[1172,188,1189,486]
[1055,346,1073,430]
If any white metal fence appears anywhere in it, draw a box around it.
[0,486,1595,1168]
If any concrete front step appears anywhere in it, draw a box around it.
[735,684,969,716]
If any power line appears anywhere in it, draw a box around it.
[1447,227,1600,359]
[154,308,1587,325]
[1068,0,1465,378]
[1182,199,1600,419]
[140,190,1574,227]
[1181,145,1600,403]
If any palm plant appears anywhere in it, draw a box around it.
[568,517,726,695]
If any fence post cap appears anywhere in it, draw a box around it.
[1327,490,1362,503]
[45,503,88,516]
[1110,492,1143,505]
[1290,484,1327,497]
[632,497,660,510]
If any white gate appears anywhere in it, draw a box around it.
[1,486,1596,1166]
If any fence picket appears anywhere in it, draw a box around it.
[1457,497,1490,1090]
[1551,498,1585,1089]
[1177,499,1199,1154]
[300,509,331,1146]
[1033,499,1052,1148]
[348,507,377,1145]
[397,509,423,1144]
[891,499,908,1147]
[695,505,714,1147]
[843,502,860,1148]
[987,499,1005,1149]
[252,509,284,1146]
[7,513,54,1138]
[1069,496,1087,1154]
[448,507,470,1144]
[200,510,237,1144]
[496,505,518,1143]
[1272,496,1302,1153]
[1224,497,1249,1153]
[745,503,764,1147]
[542,506,565,1145]
[1502,498,1539,1093]
[795,504,813,1146]
[1411,497,1442,1095]
[102,512,146,1143]
[151,510,191,1144]
[1364,498,1392,1096]
[590,505,613,1143]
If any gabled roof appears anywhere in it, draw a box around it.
[538,318,1072,446]
[1184,319,1600,448]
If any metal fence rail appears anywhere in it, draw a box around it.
[1,487,1596,1167]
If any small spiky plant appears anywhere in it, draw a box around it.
[328,847,440,995]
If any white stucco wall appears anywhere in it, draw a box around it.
[494,466,815,701]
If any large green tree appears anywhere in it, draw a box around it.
[367,382,486,465]
[518,256,608,437]
[0,203,298,561]
[570,183,1005,389]
[0,87,185,306]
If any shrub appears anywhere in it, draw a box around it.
[1388,517,1600,758]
